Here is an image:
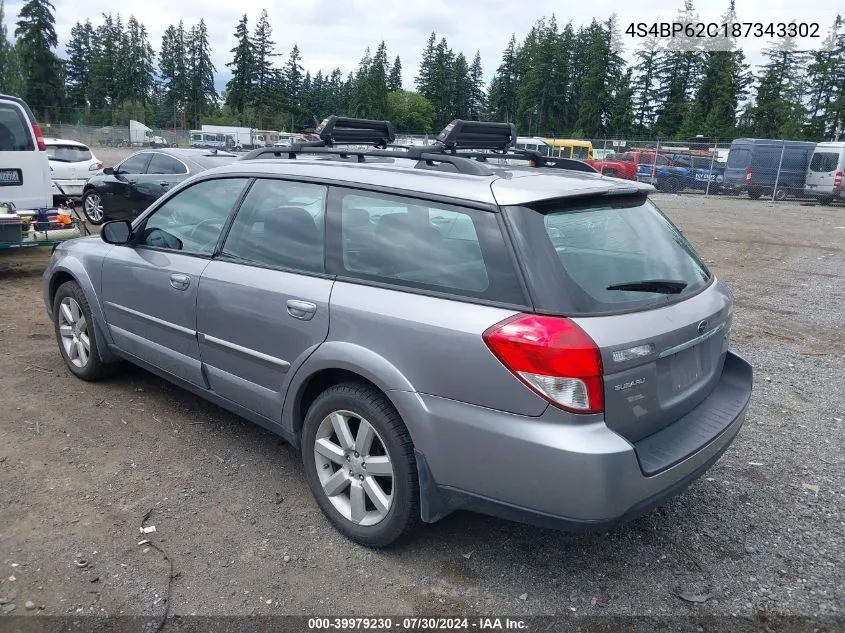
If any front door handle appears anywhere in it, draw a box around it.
[286,299,316,320]
[169,273,191,290]
[160,182,170,187]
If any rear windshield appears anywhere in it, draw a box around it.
[727,148,751,168]
[809,152,839,173]
[46,144,92,162]
[504,195,711,315]
[0,104,35,151]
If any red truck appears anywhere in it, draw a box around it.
[585,150,669,180]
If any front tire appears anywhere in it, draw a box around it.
[82,190,106,225]
[302,382,420,547]
[53,281,113,381]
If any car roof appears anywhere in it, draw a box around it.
[197,156,653,206]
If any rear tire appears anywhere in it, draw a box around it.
[748,188,762,200]
[53,281,115,381]
[818,196,833,206]
[662,177,680,193]
[602,169,618,178]
[774,187,788,201]
[301,382,420,547]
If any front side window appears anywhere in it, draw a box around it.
[333,190,524,304]
[572,146,589,160]
[139,178,248,254]
[222,178,327,272]
[117,153,151,175]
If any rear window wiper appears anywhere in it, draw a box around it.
[606,279,688,294]
[49,157,71,162]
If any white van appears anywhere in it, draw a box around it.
[0,94,51,210]
[805,141,845,204]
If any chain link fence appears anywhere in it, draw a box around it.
[38,125,837,205]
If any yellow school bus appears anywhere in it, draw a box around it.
[541,138,593,160]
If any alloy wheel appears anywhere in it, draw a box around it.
[313,410,395,526]
[58,297,90,368]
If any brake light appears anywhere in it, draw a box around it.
[834,171,843,188]
[483,314,604,414]
[32,123,46,151]
[89,162,104,171]
[744,168,752,183]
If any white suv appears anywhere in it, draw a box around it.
[45,137,103,203]
[0,94,51,209]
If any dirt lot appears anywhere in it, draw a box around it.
[0,194,843,624]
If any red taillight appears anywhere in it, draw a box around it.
[834,171,843,188]
[482,314,604,414]
[89,162,104,171]
[744,168,752,183]
[32,123,46,151]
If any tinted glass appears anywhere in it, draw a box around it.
[507,196,711,314]
[781,150,808,171]
[809,152,838,173]
[222,179,327,272]
[46,144,92,162]
[727,148,751,168]
[140,178,248,254]
[147,153,187,175]
[118,153,151,174]
[0,104,34,151]
[335,190,524,304]
[572,146,589,160]
[191,154,239,169]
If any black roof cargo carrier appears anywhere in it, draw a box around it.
[240,115,598,176]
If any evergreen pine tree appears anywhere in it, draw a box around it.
[64,20,94,112]
[468,52,486,120]
[14,0,63,119]
[225,14,253,117]
[387,55,402,91]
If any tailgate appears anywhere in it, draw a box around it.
[573,281,732,443]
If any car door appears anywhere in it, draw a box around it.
[100,177,250,386]
[145,152,189,203]
[196,178,333,421]
[103,152,152,219]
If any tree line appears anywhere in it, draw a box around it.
[0,0,843,140]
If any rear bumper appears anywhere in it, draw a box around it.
[52,179,87,198]
[804,188,841,199]
[399,351,752,530]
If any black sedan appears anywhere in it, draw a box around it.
[80,148,238,224]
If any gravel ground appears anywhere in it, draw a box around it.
[0,194,843,626]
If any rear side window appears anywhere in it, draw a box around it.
[810,152,839,173]
[726,148,750,168]
[222,178,327,273]
[0,104,34,151]
[46,144,92,162]
[148,153,187,175]
[329,189,525,305]
[504,196,711,315]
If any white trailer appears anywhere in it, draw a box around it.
[129,120,168,147]
[201,125,254,151]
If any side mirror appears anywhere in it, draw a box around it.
[101,220,133,245]
[103,166,114,175]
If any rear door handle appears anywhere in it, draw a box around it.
[169,273,191,290]
[160,182,170,187]
[286,299,316,320]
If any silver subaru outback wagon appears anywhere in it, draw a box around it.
[43,117,753,547]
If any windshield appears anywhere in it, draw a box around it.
[47,144,93,162]
[504,195,711,315]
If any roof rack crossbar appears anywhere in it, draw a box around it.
[239,144,495,176]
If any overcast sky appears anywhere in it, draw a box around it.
[3,0,841,93]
